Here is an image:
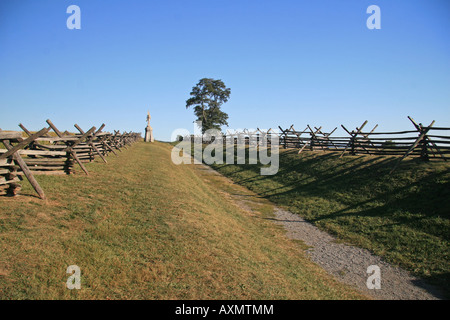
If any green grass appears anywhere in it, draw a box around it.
[0,142,366,299]
[211,147,450,296]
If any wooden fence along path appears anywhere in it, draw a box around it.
[188,128,278,146]
[0,120,141,199]
[185,116,449,172]
[278,117,450,172]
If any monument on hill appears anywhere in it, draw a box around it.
[145,111,154,142]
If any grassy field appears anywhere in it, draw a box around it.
[0,142,366,299]
[211,147,450,296]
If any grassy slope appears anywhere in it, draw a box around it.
[0,142,365,299]
[212,149,450,295]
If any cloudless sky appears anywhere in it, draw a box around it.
[0,0,449,140]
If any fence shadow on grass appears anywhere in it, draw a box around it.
[212,147,450,297]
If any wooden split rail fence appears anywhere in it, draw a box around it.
[187,128,277,146]
[278,116,450,172]
[0,120,141,199]
[183,116,449,173]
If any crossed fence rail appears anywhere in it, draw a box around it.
[183,116,449,173]
[0,119,141,199]
[278,117,448,156]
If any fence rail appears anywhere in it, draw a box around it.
[0,119,141,199]
[182,117,449,173]
[277,117,450,162]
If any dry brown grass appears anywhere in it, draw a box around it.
[0,142,367,300]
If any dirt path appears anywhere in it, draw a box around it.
[272,207,444,300]
[197,165,445,300]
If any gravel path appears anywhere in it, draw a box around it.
[197,165,445,300]
[272,207,444,300]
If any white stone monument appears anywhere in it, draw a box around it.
[145,111,154,142]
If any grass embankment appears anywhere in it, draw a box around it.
[0,142,365,299]
[211,148,450,296]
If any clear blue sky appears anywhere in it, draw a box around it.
[1,0,449,141]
